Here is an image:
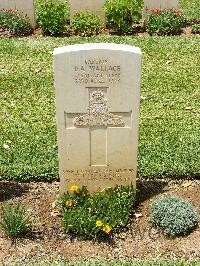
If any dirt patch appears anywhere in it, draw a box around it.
[1,25,200,39]
[181,26,193,35]
[0,179,200,264]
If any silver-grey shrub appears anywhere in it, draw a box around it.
[149,195,198,236]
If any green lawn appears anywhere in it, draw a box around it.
[180,0,200,21]
[0,36,200,181]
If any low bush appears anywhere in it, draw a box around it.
[146,9,185,35]
[191,24,200,34]
[71,12,101,37]
[60,185,136,239]
[0,10,32,36]
[104,0,143,34]
[36,0,69,36]
[0,203,31,239]
[149,195,198,236]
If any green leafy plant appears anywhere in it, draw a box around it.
[149,195,198,236]
[104,0,143,34]
[71,12,101,37]
[0,203,31,239]
[0,10,32,36]
[191,24,200,34]
[60,185,136,239]
[36,0,69,36]
[146,8,185,36]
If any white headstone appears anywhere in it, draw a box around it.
[0,0,36,28]
[143,0,180,18]
[69,0,106,24]
[54,43,142,194]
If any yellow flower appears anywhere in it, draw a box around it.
[96,220,103,227]
[102,225,111,234]
[70,185,78,192]
[65,200,74,207]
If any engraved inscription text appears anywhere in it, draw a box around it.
[74,58,121,84]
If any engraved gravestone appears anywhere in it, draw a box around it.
[54,43,142,194]
[69,0,106,24]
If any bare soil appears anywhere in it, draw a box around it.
[0,25,199,39]
[0,178,199,264]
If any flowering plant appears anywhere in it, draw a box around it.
[59,185,136,240]
[146,8,185,35]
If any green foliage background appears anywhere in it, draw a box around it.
[104,0,144,34]
[146,10,184,36]
[72,12,101,37]
[0,11,32,36]
[0,36,199,181]
[36,0,69,36]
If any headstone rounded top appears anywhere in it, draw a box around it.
[54,43,141,55]
[53,40,142,194]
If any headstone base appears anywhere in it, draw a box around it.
[60,167,136,194]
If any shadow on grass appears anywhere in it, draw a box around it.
[0,181,29,202]
[136,178,168,205]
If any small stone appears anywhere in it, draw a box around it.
[51,208,61,217]
[166,60,172,65]
[135,213,143,218]
[182,181,193,188]
[3,143,10,150]
[52,200,58,209]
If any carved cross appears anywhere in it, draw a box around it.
[65,87,132,167]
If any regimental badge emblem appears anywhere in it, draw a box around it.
[73,89,124,127]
